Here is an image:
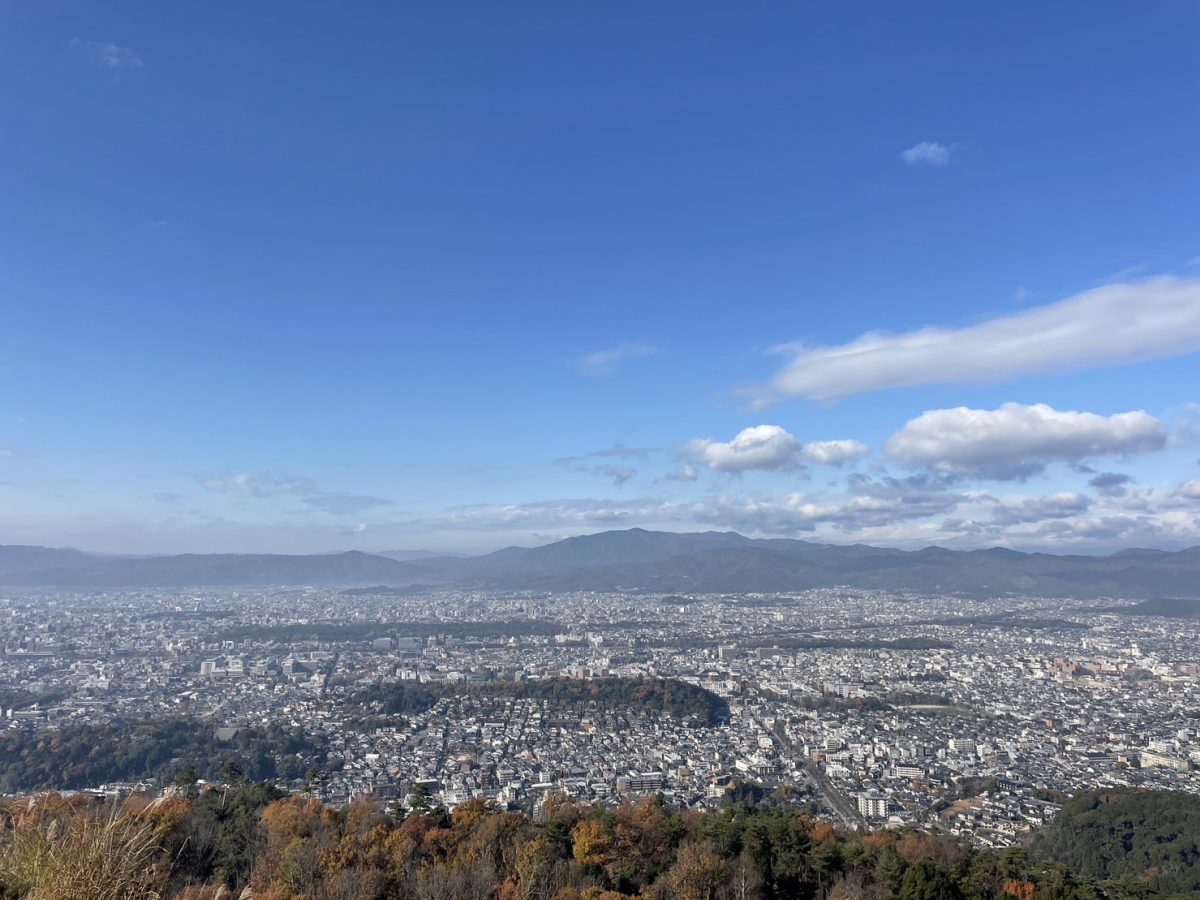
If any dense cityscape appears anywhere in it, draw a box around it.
[3,584,1196,852]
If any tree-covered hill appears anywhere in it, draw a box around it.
[1030,789,1200,897]
[354,676,732,726]
[0,718,326,792]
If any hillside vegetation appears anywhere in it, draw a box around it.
[353,676,732,727]
[1030,789,1200,896]
[0,719,324,793]
[1,786,1194,899]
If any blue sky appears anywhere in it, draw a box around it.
[2,2,1198,555]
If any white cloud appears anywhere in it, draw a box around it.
[884,402,1167,479]
[1008,505,1200,551]
[800,439,870,465]
[694,481,968,536]
[70,39,143,69]
[1174,479,1200,500]
[763,275,1200,402]
[685,425,805,472]
[577,342,657,376]
[900,141,954,167]
[419,497,685,531]
[684,426,868,473]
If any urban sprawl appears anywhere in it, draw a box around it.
[2,587,1197,850]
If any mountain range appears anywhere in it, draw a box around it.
[1,529,1198,598]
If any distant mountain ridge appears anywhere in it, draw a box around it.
[0,549,431,588]
[1,528,1198,597]
[375,549,473,562]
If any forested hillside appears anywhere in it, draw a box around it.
[1030,789,1200,896]
[2,786,1192,899]
[0,719,325,793]
[353,676,731,727]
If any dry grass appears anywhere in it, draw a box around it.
[0,797,169,899]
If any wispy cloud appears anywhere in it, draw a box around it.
[598,466,637,487]
[193,471,393,516]
[70,39,143,70]
[759,275,1200,402]
[303,494,391,515]
[410,497,684,531]
[900,141,955,167]
[577,342,657,376]
[555,444,657,465]
[195,472,318,497]
[665,464,699,482]
[556,443,656,486]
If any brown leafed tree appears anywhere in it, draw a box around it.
[668,841,729,900]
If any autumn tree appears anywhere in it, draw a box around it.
[572,818,614,869]
[668,842,728,900]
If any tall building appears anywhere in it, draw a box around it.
[857,790,889,819]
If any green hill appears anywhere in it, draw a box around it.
[1030,789,1200,896]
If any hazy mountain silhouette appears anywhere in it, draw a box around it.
[2,528,1198,597]
[375,549,473,562]
[0,548,431,587]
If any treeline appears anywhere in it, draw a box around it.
[0,718,326,792]
[0,788,1138,899]
[1030,789,1200,896]
[355,677,731,726]
[0,688,69,711]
